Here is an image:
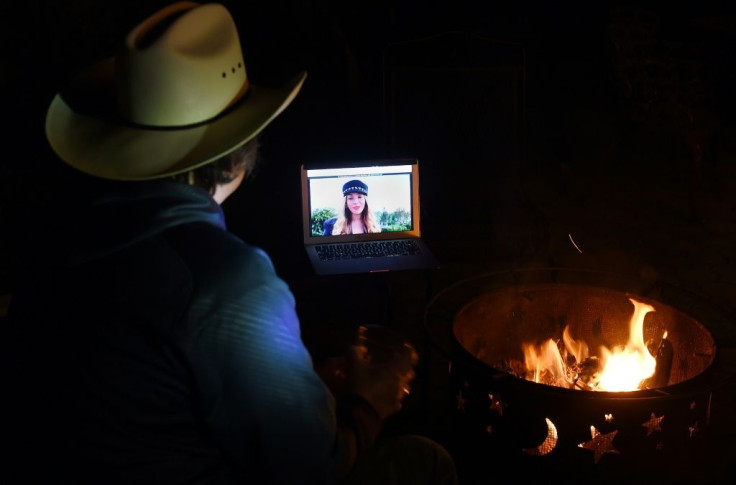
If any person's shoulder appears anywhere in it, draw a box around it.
[210,228,276,275]
[323,217,337,233]
[167,222,279,282]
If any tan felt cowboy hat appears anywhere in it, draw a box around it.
[45,1,307,181]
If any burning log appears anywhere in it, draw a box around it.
[569,356,601,391]
[643,333,674,389]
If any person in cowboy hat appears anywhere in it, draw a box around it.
[4,2,458,485]
[323,179,382,235]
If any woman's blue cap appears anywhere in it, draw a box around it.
[342,179,368,196]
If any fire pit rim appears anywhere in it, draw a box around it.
[426,267,724,397]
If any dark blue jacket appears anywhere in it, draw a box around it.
[6,178,380,484]
[323,216,337,235]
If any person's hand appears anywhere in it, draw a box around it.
[344,344,415,419]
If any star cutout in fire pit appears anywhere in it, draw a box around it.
[642,412,664,436]
[578,426,619,464]
[488,394,504,415]
[689,420,700,438]
[456,390,466,412]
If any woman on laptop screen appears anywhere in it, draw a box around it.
[324,179,382,235]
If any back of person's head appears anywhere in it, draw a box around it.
[170,138,260,195]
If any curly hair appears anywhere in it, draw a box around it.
[171,137,260,194]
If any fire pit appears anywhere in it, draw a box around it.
[425,268,728,483]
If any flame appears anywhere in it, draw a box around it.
[521,298,659,392]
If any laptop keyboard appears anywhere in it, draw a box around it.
[315,240,423,260]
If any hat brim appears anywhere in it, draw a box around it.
[45,59,306,181]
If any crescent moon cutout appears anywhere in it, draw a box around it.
[522,417,558,456]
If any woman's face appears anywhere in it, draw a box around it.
[346,193,366,215]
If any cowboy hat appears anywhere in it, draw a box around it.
[45,1,306,181]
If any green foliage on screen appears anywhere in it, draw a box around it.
[378,209,410,232]
[311,208,337,236]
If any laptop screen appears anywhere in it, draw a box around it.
[301,159,421,244]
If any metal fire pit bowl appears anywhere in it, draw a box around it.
[424,268,731,484]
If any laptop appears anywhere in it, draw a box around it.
[300,158,439,275]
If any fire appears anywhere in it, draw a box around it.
[521,298,661,392]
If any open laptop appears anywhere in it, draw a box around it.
[300,158,439,275]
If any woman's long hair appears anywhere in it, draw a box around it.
[331,197,381,234]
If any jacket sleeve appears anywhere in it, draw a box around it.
[184,245,381,484]
[323,217,336,236]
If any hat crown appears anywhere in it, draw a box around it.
[117,2,248,127]
[342,179,368,196]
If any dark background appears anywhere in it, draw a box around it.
[3,0,736,279]
[3,0,736,389]
[2,1,736,481]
